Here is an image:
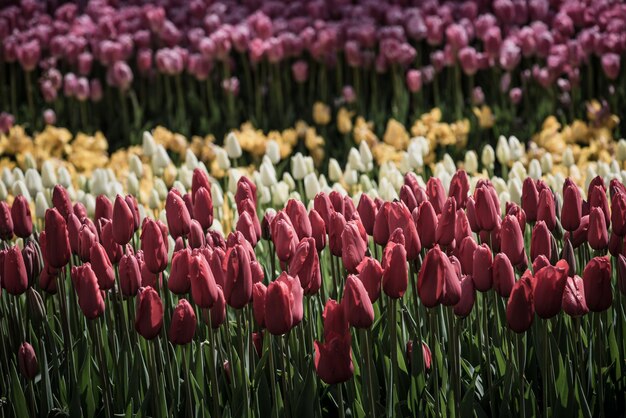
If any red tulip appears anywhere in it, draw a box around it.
[22,240,41,286]
[454,209,471,245]
[237,211,259,247]
[406,340,432,371]
[166,191,192,238]
[251,260,264,283]
[506,203,527,233]
[95,195,113,224]
[190,252,219,308]
[193,186,214,230]
[373,202,390,246]
[357,193,377,235]
[44,208,71,268]
[474,184,499,231]
[501,215,526,267]
[356,256,383,303]
[454,276,475,318]
[186,219,204,249]
[536,188,556,231]
[342,221,367,273]
[276,272,303,326]
[208,247,226,288]
[530,220,551,261]
[399,185,418,213]
[224,244,253,309]
[265,280,294,335]
[289,237,321,295]
[168,249,192,294]
[285,199,312,240]
[493,253,515,297]
[52,185,73,220]
[3,246,28,295]
[322,299,349,339]
[342,275,374,328]
[238,199,261,242]
[418,245,455,307]
[472,244,493,292]
[344,195,357,221]
[561,178,581,231]
[73,202,88,221]
[112,195,135,245]
[209,286,226,328]
[169,299,197,345]
[67,213,82,255]
[18,342,38,380]
[252,282,267,327]
[457,236,478,276]
[567,214,589,248]
[441,255,462,307]
[135,286,163,339]
[466,197,479,233]
[382,233,408,299]
[533,259,568,319]
[329,191,344,214]
[191,168,211,201]
[90,242,115,290]
[253,332,264,357]
[385,202,420,260]
[562,275,589,317]
[521,178,539,223]
[328,211,347,257]
[588,206,608,250]
[119,253,141,297]
[73,263,106,319]
[436,197,456,246]
[309,209,326,252]
[140,219,168,274]
[415,201,438,248]
[506,270,534,333]
[78,224,98,262]
[404,174,427,205]
[11,195,32,238]
[582,256,612,312]
[314,332,353,384]
[427,177,446,214]
[99,219,123,264]
[588,184,610,227]
[272,213,298,262]
[449,170,470,209]
[532,255,550,274]
[235,176,257,212]
[612,191,626,238]
[313,192,333,230]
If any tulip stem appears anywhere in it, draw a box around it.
[542,320,549,418]
[206,313,222,418]
[429,309,440,418]
[594,313,605,417]
[236,309,250,418]
[482,294,496,417]
[268,335,280,418]
[337,383,345,418]
[516,333,525,417]
[183,345,193,416]
[278,335,291,418]
[362,328,377,418]
[387,298,397,418]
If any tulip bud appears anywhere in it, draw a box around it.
[119,253,141,297]
[309,209,326,252]
[382,232,408,299]
[562,275,589,317]
[435,197,456,246]
[289,237,321,295]
[342,221,367,274]
[500,215,526,267]
[224,244,253,309]
[561,178,581,232]
[0,201,13,240]
[265,280,294,335]
[534,260,568,319]
[169,299,197,345]
[90,242,115,290]
[506,270,534,333]
[140,219,168,274]
[165,191,191,239]
[18,342,38,380]
[135,286,163,339]
[582,256,612,312]
[11,195,32,238]
[190,252,219,308]
[611,191,626,237]
[209,286,226,329]
[225,132,242,159]
[112,195,135,245]
[342,275,374,328]
[72,263,106,319]
[588,207,608,250]
[454,276,476,318]
[252,282,267,328]
[530,221,551,261]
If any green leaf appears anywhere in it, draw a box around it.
[10,365,30,417]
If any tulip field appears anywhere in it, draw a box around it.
[1,1,626,418]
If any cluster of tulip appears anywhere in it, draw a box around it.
[1,127,626,417]
[1,0,624,143]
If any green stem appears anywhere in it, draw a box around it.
[387,298,397,418]
[337,383,345,418]
[268,334,280,418]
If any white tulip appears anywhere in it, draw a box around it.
[58,167,72,188]
[508,136,524,162]
[443,154,456,175]
[597,161,610,178]
[271,181,289,206]
[328,158,343,182]
[0,182,6,201]
[227,169,243,195]
[2,168,14,189]
[265,140,281,164]
[215,147,231,170]
[260,160,277,187]
[540,153,553,174]
[158,209,167,225]
[129,154,144,178]
[289,191,302,201]
[12,180,31,201]
[359,174,373,192]
[318,174,329,191]
[304,173,321,200]
[584,166,597,193]
[35,192,49,219]
[359,141,373,171]
[482,145,495,168]
[154,178,168,201]
[127,172,140,197]
[508,178,522,205]
[25,169,43,196]
[173,181,186,195]
[611,160,621,175]
[464,151,478,174]
[41,161,57,188]
[23,153,36,170]
[348,148,364,172]
[304,156,315,176]
[185,149,198,170]
[211,183,224,208]
[142,131,157,157]
[259,185,271,204]
[492,177,508,196]
[282,172,296,191]
[378,177,398,201]
[510,161,527,182]
[152,145,171,171]
[12,167,24,184]
[291,153,307,180]
[562,147,575,167]
[496,136,510,165]
[84,194,96,217]
[498,192,511,212]
[528,159,542,180]
[178,165,193,189]
[225,132,242,159]
[344,169,358,186]
[149,189,161,210]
